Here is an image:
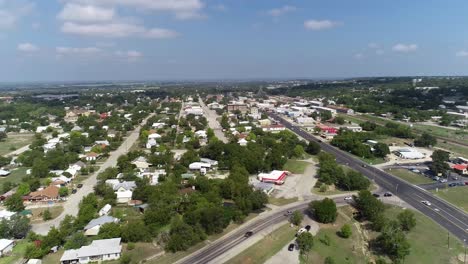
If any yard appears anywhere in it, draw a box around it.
[30,206,64,223]
[0,240,31,264]
[0,133,33,156]
[226,223,297,264]
[385,168,433,185]
[432,186,468,213]
[0,167,30,186]
[283,159,309,174]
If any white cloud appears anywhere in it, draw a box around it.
[0,1,35,29]
[0,10,16,29]
[354,53,364,59]
[58,3,115,22]
[268,5,296,17]
[392,43,418,52]
[56,46,101,54]
[456,50,468,57]
[116,50,143,61]
[304,20,339,31]
[65,0,205,20]
[17,42,39,52]
[61,21,179,38]
[174,11,206,20]
[368,42,379,49]
[146,27,179,38]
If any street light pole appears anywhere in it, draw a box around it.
[464,239,466,264]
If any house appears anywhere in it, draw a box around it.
[452,164,468,175]
[36,126,48,133]
[0,170,10,177]
[70,161,86,171]
[132,157,150,169]
[26,259,42,264]
[262,125,286,132]
[148,133,161,140]
[151,122,165,129]
[189,162,211,171]
[227,104,248,114]
[200,158,218,166]
[257,170,290,185]
[95,140,110,147]
[116,190,133,204]
[99,204,112,216]
[0,239,14,256]
[253,182,275,195]
[27,186,60,202]
[238,138,248,146]
[84,216,119,236]
[395,148,425,159]
[0,190,15,201]
[113,181,136,192]
[146,138,158,149]
[0,210,15,220]
[86,152,98,161]
[71,125,83,132]
[60,238,122,264]
[194,130,207,138]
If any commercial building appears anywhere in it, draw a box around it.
[257,170,290,185]
[227,104,249,114]
[394,148,425,159]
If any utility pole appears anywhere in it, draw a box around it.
[447,232,450,249]
[464,239,466,264]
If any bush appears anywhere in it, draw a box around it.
[120,253,132,264]
[127,242,135,250]
[42,209,52,221]
[319,184,327,192]
[320,234,331,246]
[340,224,352,238]
[310,198,337,223]
[324,256,336,264]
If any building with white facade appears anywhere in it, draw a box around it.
[60,238,122,264]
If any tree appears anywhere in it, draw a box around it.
[16,183,31,196]
[375,220,411,262]
[397,210,416,231]
[290,210,303,226]
[43,209,52,221]
[296,232,314,254]
[99,222,122,239]
[59,187,69,197]
[64,232,88,249]
[353,190,384,222]
[293,145,305,158]
[32,158,49,178]
[310,198,337,223]
[334,116,345,125]
[340,224,352,238]
[373,143,390,158]
[5,193,25,212]
[430,149,450,175]
[306,141,321,155]
[121,220,151,242]
[414,133,437,147]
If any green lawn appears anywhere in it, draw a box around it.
[0,240,31,264]
[283,159,309,174]
[30,206,64,223]
[385,169,433,185]
[360,157,386,165]
[383,206,465,264]
[226,223,296,264]
[436,141,468,157]
[268,196,299,206]
[0,134,33,156]
[432,186,468,213]
[413,124,468,143]
[0,167,30,186]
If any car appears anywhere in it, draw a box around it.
[421,200,431,206]
[362,164,367,168]
[344,196,353,201]
[77,184,83,188]
[384,192,392,197]
[465,181,468,186]
[305,225,311,231]
[244,231,254,238]
[451,176,459,181]
[288,243,295,251]
[284,210,292,216]
[372,193,380,198]
[448,183,457,187]
[296,228,307,236]
[439,179,448,183]
[72,189,77,194]
[434,208,440,212]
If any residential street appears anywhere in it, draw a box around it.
[31,114,154,235]
[198,97,228,143]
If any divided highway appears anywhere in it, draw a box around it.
[269,112,468,243]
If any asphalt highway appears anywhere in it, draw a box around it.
[269,112,468,243]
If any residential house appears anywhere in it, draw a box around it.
[194,130,207,139]
[0,190,15,201]
[132,157,150,170]
[86,152,98,161]
[27,186,60,202]
[0,239,15,256]
[238,138,248,146]
[151,122,165,129]
[84,215,119,236]
[148,133,161,140]
[146,138,158,149]
[99,204,112,216]
[0,210,15,220]
[60,238,122,264]
[0,170,10,177]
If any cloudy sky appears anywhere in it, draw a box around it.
[2,0,468,81]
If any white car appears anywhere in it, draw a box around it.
[344,196,353,201]
[296,228,307,236]
[421,200,431,206]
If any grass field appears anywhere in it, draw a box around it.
[385,168,433,185]
[413,124,468,143]
[436,141,468,157]
[268,196,299,206]
[283,159,309,174]
[30,206,64,223]
[432,186,468,213]
[0,167,29,186]
[226,223,296,264]
[0,134,33,156]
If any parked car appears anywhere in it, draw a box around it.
[288,243,295,251]
[72,189,77,194]
[372,193,380,198]
[296,228,307,236]
[77,183,83,188]
[384,192,392,197]
[344,196,353,201]
[284,210,292,216]
[421,200,431,206]
[448,183,457,187]
[439,179,448,183]
[244,231,254,238]
[305,225,311,231]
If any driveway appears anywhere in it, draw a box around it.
[31,114,154,235]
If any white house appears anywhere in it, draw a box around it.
[0,170,10,177]
[84,216,119,236]
[189,162,211,171]
[200,158,218,166]
[238,138,248,146]
[194,130,207,138]
[146,138,158,149]
[0,210,15,220]
[152,122,166,129]
[99,204,112,216]
[148,133,162,140]
[131,156,150,169]
[0,239,14,257]
[60,238,122,264]
[116,190,133,204]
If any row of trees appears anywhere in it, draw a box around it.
[331,130,390,159]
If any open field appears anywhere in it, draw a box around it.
[385,168,434,185]
[432,186,468,213]
[283,159,309,174]
[413,124,468,142]
[268,196,299,206]
[436,141,468,157]
[0,134,33,156]
[226,223,296,264]
[0,167,29,185]
[30,206,64,223]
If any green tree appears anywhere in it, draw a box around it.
[290,210,303,226]
[375,220,411,262]
[32,158,49,178]
[16,183,31,196]
[353,190,385,222]
[397,210,416,231]
[310,198,337,223]
[414,133,437,147]
[42,209,52,221]
[340,224,352,238]
[293,145,305,158]
[59,187,69,197]
[64,232,88,249]
[121,220,151,242]
[4,193,25,212]
[373,143,390,158]
[334,116,345,125]
[306,141,321,155]
[430,149,450,175]
[99,222,122,239]
[296,232,314,254]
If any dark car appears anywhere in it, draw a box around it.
[448,183,457,187]
[384,192,392,197]
[244,231,254,238]
[77,184,83,188]
[288,243,295,251]
[372,193,380,198]
[305,225,311,231]
[72,189,77,194]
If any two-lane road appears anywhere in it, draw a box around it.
[269,112,468,243]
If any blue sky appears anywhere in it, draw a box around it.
[2,0,468,81]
